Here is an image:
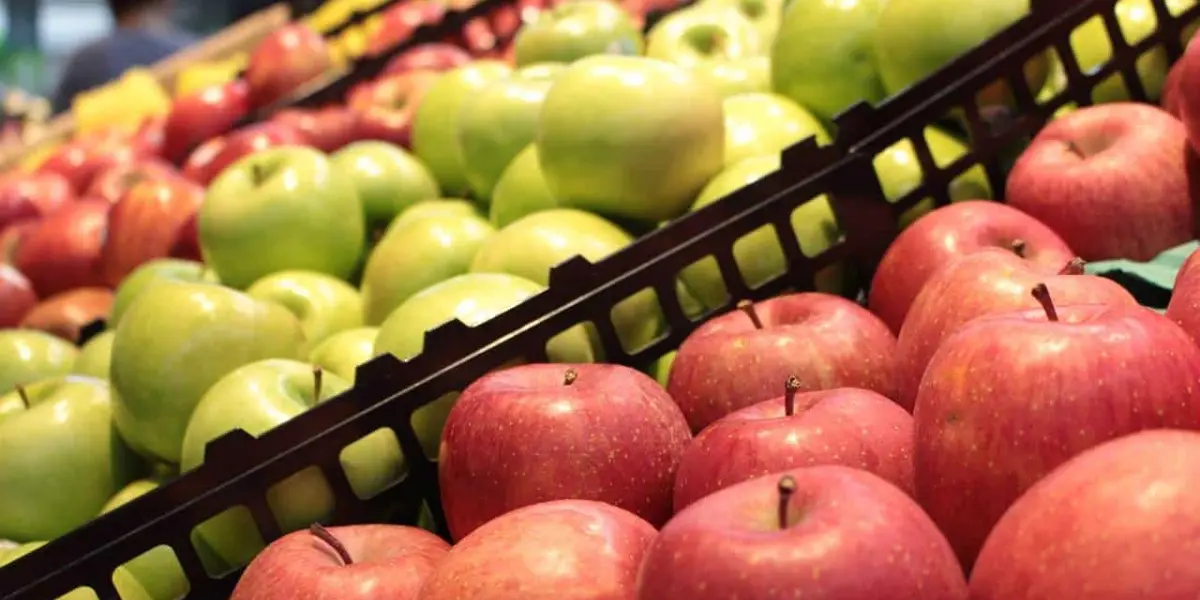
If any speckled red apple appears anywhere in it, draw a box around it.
[1166,247,1200,346]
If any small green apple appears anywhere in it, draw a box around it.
[648,350,677,388]
[72,329,115,379]
[0,329,77,394]
[200,146,366,289]
[101,478,164,514]
[490,144,559,228]
[537,55,726,223]
[109,259,215,328]
[513,0,645,66]
[361,211,496,326]
[412,62,513,197]
[0,375,140,542]
[646,5,765,69]
[873,125,993,228]
[247,270,364,355]
[700,0,783,46]
[722,92,830,166]
[308,327,380,384]
[329,141,441,238]
[111,281,305,464]
[693,56,771,98]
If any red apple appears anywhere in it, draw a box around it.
[244,24,335,109]
[1007,102,1196,261]
[169,212,203,262]
[0,220,37,265]
[98,173,205,287]
[231,523,449,600]
[1176,31,1200,146]
[459,17,499,54]
[18,287,113,342]
[271,107,360,154]
[0,171,75,230]
[366,0,447,57]
[667,293,899,433]
[181,122,308,186]
[970,429,1200,599]
[917,286,1200,570]
[439,363,691,541]
[1164,59,1184,119]
[161,80,252,164]
[868,200,1074,334]
[1167,247,1200,345]
[84,159,179,205]
[382,43,472,77]
[36,134,147,195]
[895,249,1136,411]
[636,467,968,599]
[0,264,37,327]
[673,379,914,513]
[347,71,441,149]
[132,116,167,158]
[14,200,110,297]
[417,500,656,600]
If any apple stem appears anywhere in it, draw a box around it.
[777,475,797,530]
[251,163,266,185]
[736,300,764,330]
[14,385,28,410]
[1009,239,1027,258]
[1065,140,1083,158]
[784,375,801,417]
[563,368,577,386]
[1031,283,1059,322]
[309,523,353,566]
[313,367,324,401]
[1059,258,1086,275]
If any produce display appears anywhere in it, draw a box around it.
[5,0,1200,598]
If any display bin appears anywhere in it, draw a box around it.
[2,0,1196,598]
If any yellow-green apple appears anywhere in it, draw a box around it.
[182,359,404,568]
[417,500,656,599]
[0,171,74,230]
[329,141,441,240]
[700,0,782,46]
[439,363,692,540]
[101,477,164,514]
[673,378,914,511]
[345,70,441,151]
[0,329,77,393]
[200,146,366,289]
[247,270,364,355]
[914,286,1200,569]
[308,327,380,384]
[383,43,472,77]
[722,92,830,165]
[18,287,112,342]
[0,264,36,327]
[0,375,140,541]
[109,258,212,328]
[872,125,993,228]
[0,541,152,600]
[161,80,252,164]
[970,430,1200,598]
[13,199,108,298]
[668,293,898,433]
[1167,247,1200,345]
[388,198,483,233]
[538,55,725,223]
[411,62,513,197]
[459,64,564,202]
[649,350,676,387]
[868,201,1074,334]
[489,144,558,227]
[375,273,595,457]
[99,477,190,600]
[244,23,334,109]
[514,0,644,66]
[361,211,496,326]
[97,172,205,287]
[771,0,886,122]
[695,56,771,97]
[895,249,1136,411]
[111,280,305,463]
[231,524,450,600]
[646,5,768,97]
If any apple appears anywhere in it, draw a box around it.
[412,61,513,197]
[1168,247,1200,346]
[388,198,484,232]
[200,146,366,290]
[382,43,472,77]
[272,107,360,154]
[417,500,656,599]
[0,219,37,265]
[915,285,1200,569]
[181,122,309,187]
[538,55,725,223]
[346,70,442,151]
[132,116,167,159]
[83,159,178,205]
[513,0,645,66]
[868,200,1074,334]
[101,477,164,514]
[1008,103,1196,261]
[872,125,995,228]
[637,467,968,599]
[722,92,829,166]
[18,287,113,342]
[244,24,335,109]
[97,476,191,600]
[98,170,205,287]
[1,543,151,600]
[182,359,404,567]
[14,199,109,298]
[366,0,448,56]
[232,523,449,600]
[648,350,676,387]
[361,211,496,326]
[771,0,886,122]
[1165,58,1185,118]
[488,143,558,227]
[701,0,782,44]
[111,280,305,463]
[36,135,148,195]
[0,265,36,328]
[329,141,441,240]
[0,375,140,541]
[0,171,74,230]
[109,258,212,328]
[691,55,771,98]
[646,5,764,70]
[0,329,77,394]
[308,327,380,384]
[247,270,364,355]
[73,329,115,380]
[161,80,252,164]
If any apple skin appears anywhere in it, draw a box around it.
[0,219,37,266]
[244,23,334,109]
[98,170,205,288]
[98,476,191,600]
[382,43,472,77]
[247,270,365,355]
[416,500,656,600]
[13,199,108,298]
[329,141,441,239]
[308,327,380,385]
[513,0,645,66]
[412,62,513,197]
[365,0,447,56]
[36,135,147,196]
[872,126,994,228]
[722,92,830,166]
[231,524,450,600]
[915,301,1200,570]
[161,80,252,164]
[538,55,726,223]
[0,265,37,327]
[0,329,78,394]
[638,466,966,599]
[700,0,782,46]
[73,329,115,380]
[83,159,178,205]
[868,201,1074,334]
[668,292,898,433]
[0,171,75,230]
[110,281,305,463]
[18,287,113,343]
[439,363,692,540]
[200,145,366,290]
[1007,103,1197,262]
[345,70,442,151]
[645,5,764,70]
[181,122,310,187]
[109,258,212,328]
[488,143,558,228]
[271,107,360,154]
[388,198,483,232]
[1165,58,1185,118]
[0,375,141,542]
[1167,247,1200,345]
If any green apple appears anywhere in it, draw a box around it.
[679,154,843,309]
[722,92,830,166]
[873,125,993,228]
[101,478,164,514]
[99,477,190,600]
[0,375,140,542]
[182,359,404,568]
[200,146,366,290]
[375,273,594,456]
[387,198,482,233]
[412,62,513,197]
[538,55,726,223]
[72,329,115,379]
[329,141,441,239]
[460,63,565,202]
[513,0,645,66]
[247,270,364,355]
[647,5,764,68]
[700,0,783,46]
[361,211,496,326]
[308,327,380,384]
[490,144,559,228]
[0,541,149,600]
[109,259,215,328]
[111,281,305,464]
[649,350,677,388]
[694,56,771,98]
[771,0,887,122]
[0,329,77,394]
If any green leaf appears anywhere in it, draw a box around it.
[1084,241,1199,310]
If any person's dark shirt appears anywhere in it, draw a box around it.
[51,27,195,113]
